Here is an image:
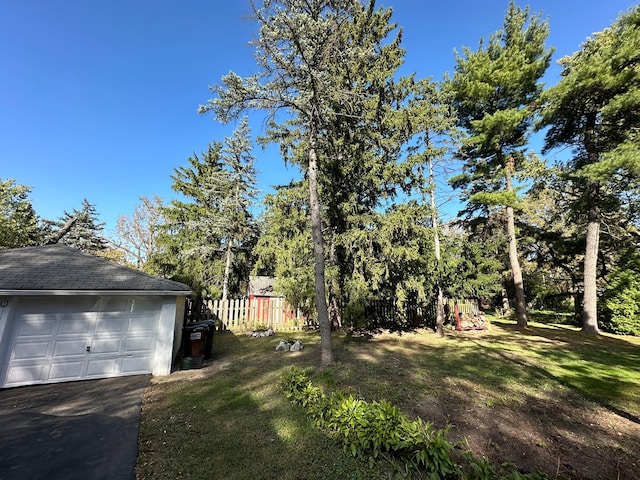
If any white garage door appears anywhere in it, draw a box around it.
[2,296,160,388]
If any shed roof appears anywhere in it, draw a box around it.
[0,245,192,295]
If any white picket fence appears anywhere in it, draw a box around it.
[207,297,305,331]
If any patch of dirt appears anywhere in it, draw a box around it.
[341,328,640,479]
[149,359,230,384]
[413,392,640,479]
[403,350,640,478]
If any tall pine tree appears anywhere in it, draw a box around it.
[219,117,259,300]
[539,6,640,334]
[449,1,552,328]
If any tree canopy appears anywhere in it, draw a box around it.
[0,178,42,250]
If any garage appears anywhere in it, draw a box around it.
[0,245,192,388]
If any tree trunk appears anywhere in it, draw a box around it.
[45,216,78,245]
[582,203,601,334]
[582,113,601,335]
[222,240,232,301]
[308,131,334,366]
[429,156,445,337]
[505,157,528,328]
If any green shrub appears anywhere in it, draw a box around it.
[601,250,640,336]
[282,367,456,478]
[281,367,550,480]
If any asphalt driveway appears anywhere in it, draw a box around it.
[0,375,150,480]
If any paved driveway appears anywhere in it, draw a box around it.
[0,375,150,480]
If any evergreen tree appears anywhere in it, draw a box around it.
[253,181,315,319]
[0,178,42,249]
[154,143,228,293]
[47,199,108,253]
[200,0,415,365]
[448,1,552,328]
[539,6,640,334]
[155,123,259,299]
[442,214,506,305]
[219,117,259,300]
[407,79,460,335]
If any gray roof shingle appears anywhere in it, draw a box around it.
[0,245,192,294]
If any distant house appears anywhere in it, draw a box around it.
[0,245,191,389]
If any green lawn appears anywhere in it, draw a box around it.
[136,319,640,479]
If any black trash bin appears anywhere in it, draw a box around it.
[190,319,215,360]
[182,324,208,369]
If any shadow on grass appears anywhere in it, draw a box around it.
[480,321,640,422]
[137,330,392,480]
[327,323,640,479]
[138,325,640,480]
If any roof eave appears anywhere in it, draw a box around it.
[0,289,193,296]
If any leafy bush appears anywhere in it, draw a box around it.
[282,367,456,477]
[281,367,549,480]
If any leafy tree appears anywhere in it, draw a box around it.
[200,0,415,365]
[46,199,108,253]
[448,1,552,328]
[539,6,640,334]
[95,247,128,265]
[442,220,505,303]
[406,80,460,335]
[518,180,585,318]
[312,13,431,329]
[0,178,42,249]
[602,248,640,335]
[111,195,164,271]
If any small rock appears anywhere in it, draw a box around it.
[290,340,304,352]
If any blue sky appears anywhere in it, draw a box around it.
[1,0,634,236]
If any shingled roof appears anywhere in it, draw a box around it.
[0,245,192,295]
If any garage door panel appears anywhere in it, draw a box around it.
[15,316,57,336]
[58,315,94,335]
[127,315,156,333]
[90,338,122,354]
[122,356,153,374]
[49,361,85,381]
[6,364,47,385]
[95,314,127,333]
[53,339,87,357]
[124,335,155,353]
[10,341,51,360]
[86,358,120,376]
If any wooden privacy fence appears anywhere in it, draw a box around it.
[186,296,479,332]
[206,297,305,331]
